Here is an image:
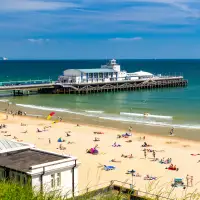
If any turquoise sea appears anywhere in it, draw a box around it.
[0,59,200,139]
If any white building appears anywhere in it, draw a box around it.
[0,139,80,198]
[58,59,154,84]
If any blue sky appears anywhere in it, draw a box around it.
[0,0,200,59]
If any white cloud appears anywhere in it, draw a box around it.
[0,0,77,11]
[110,37,143,41]
[28,38,50,43]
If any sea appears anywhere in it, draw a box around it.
[0,59,200,140]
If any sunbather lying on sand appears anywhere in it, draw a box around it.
[94,137,100,141]
[67,141,75,144]
[37,128,43,132]
[144,175,157,180]
[1,131,7,133]
[166,164,179,171]
[109,159,121,163]
[160,158,172,164]
[121,154,133,158]
[0,124,7,129]
[57,144,66,150]
[21,130,28,133]
[94,131,104,134]
[126,140,132,143]
[65,131,71,137]
[141,142,152,147]
[112,142,121,147]
[21,123,27,126]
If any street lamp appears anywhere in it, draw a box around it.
[129,169,135,189]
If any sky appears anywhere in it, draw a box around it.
[0,0,200,59]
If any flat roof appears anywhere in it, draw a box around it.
[78,68,116,73]
[0,139,29,152]
[0,149,69,172]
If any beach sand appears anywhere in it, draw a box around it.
[1,113,200,198]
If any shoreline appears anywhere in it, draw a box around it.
[0,99,200,142]
[6,112,200,145]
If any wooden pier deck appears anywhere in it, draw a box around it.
[0,77,188,96]
[44,76,188,94]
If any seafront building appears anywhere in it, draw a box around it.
[0,139,79,198]
[58,59,154,84]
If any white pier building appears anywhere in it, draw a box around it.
[58,59,154,84]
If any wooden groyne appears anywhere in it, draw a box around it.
[39,77,188,95]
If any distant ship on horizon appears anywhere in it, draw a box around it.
[0,57,8,60]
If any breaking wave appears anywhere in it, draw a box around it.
[15,103,200,130]
[84,110,104,114]
[120,112,173,119]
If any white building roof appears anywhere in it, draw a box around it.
[130,71,153,77]
[0,139,31,152]
[78,68,116,73]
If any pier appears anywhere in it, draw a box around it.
[0,80,54,96]
[0,77,188,96]
[41,76,188,94]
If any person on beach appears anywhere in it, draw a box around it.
[191,176,193,187]
[144,149,147,159]
[128,126,132,132]
[65,132,71,137]
[48,138,51,144]
[186,174,189,187]
[152,150,156,160]
[94,137,100,141]
[169,127,174,136]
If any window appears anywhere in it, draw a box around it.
[17,174,20,182]
[57,173,61,187]
[0,170,4,180]
[23,176,27,185]
[88,73,92,78]
[99,73,103,78]
[10,171,15,180]
[51,174,55,188]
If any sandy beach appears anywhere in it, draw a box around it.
[1,113,200,198]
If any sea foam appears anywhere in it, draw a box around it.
[84,110,104,114]
[16,104,96,117]
[15,103,200,130]
[120,112,173,119]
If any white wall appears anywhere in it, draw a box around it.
[30,160,79,198]
[32,176,41,192]
[74,167,79,196]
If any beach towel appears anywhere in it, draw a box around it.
[104,165,116,171]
